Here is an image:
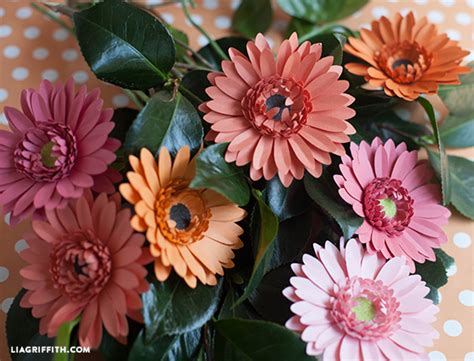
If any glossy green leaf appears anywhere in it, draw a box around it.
[218,287,258,320]
[197,37,248,70]
[167,25,189,62]
[440,114,474,148]
[214,318,314,361]
[263,177,310,221]
[142,274,222,341]
[232,0,273,38]
[438,62,474,115]
[123,91,203,157]
[73,0,175,89]
[181,70,211,108]
[189,143,250,206]
[110,107,139,142]
[428,151,474,220]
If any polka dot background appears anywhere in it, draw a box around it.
[0,0,473,360]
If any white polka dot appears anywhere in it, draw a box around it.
[16,6,32,19]
[42,69,59,82]
[360,23,371,30]
[0,7,4,17]
[446,29,461,41]
[427,10,444,24]
[33,47,49,60]
[62,48,78,62]
[24,26,40,39]
[429,351,447,361]
[1,297,14,313]
[446,263,457,276]
[3,45,20,59]
[465,352,474,361]
[53,28,69,41]
[0,113,7,126]
[231,0,240,10]
[438,290,442,303]
[0,88,8,102]
[453,232,472,248]
[0,25,12,38]
[468,0,474,9]
[414,0,428,3]
[146,0,163,4]
[112,94,129,107]
[203,0,218,9]
[161,12,174,24]
[443,320,463,337]
[186,14,203,26]
[371,6,389,19]
[12,67,29,81]
[215,16,231,29]
[459,290,474,307]
[197,34,209,47]
[456,12,472,26]
[400,8,413,16]
[465,50,474,63]
[3,213,10,224]
[439,0,455,6]
[266,37,275,49]
[0,266,9,282]
[15,239,29,253]
[73,71,88,84]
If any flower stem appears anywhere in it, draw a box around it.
[175,62,215,72]
[53,317,80,361]
[123,89,144,109]
[30,2,75,34]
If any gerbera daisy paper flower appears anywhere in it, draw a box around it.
[345,12,470,101]
[199,32,356,187]
[284,239,439,360]
[119,146,246,288]
[0,79,121,225]
[19,191,149,348]
[334,138,450,269]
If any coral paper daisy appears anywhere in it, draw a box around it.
[284,239,439,360]
[119,146,246,288]
[345,12,470,101]
[199,33,356,187]
[334,138,450,269]
[0,79,121,225]
[19,191,149,348]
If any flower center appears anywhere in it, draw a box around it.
[50,230,111,303]
[374,41,432,84]
[363,177,414,236]
[265,94,292,121]
[169,203,192,230]
[14,122,77,182]
[331,277,401,341]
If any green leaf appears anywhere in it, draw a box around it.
[197,37,248,70]
[189,143,250,206]
[167,25,189,63]
[214,319,314,361]
[142,274,222,341]
[428,151,474,220]
[440,114,474,148]
[218,287,258,320]
[128,329,201,361]
[181,70,211,108]
[110,107,139,142]
[263,177,310,221]
[277,0,368,24]
[123,91,203,157]
[438,62,474,115]
[7,289,54,361]
[418,97,450,205]
[304,172,363,239]
[235,190,279,305]
[232,0,273,38]
[73,0,175,90]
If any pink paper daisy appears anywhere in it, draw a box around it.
[334,138,450,269]
[284,239,439,360]
[199,33,356,187]
[0,79,121,225]
[19,191,150,348]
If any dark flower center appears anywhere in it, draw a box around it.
[265,94,292,121]
[169,203,192,230]
[391,58,414,70]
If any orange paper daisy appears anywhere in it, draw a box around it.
[119,146,246,288]
[345,12,470,101]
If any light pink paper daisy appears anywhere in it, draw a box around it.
[284,239,439,360]
[334,138,450,269]
[0,79,121,225]
[199,33,356,187]
[19,191,150,348]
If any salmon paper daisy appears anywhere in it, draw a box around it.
[119,146,246,288]
[19,191,149,348]
[0,79,121,226]
[345,12,470,101]
[334,138,450,270]
[199,32,356,187]
[284,238,439,360]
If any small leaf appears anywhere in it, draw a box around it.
[263,177,310,221]
[232,0,273,38]
[213,318,314,361]
[190,143,250,206]
[123,91,203,157]
[142,274,222,341]
[73,0,175,89]
[197,37,248,70]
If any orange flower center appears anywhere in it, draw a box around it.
[155,179,210,245]
[374,41,431,84]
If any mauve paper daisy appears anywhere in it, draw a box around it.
[345,12,470,101]
[119,146,246,288]
[199,32,356,187]
[284,239,439,360]
[19,191,149,348]
[334,138,450,270]
[0,79,121,225]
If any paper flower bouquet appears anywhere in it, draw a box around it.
[3,1,473,360]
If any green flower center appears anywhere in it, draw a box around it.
[379,198,397,218]
[40,141,57,168]
[352,297,376,322]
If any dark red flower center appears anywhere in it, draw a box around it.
[50,230,111,303]
[363,177,414,236]
[14,122,77,182]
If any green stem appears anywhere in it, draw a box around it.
[298,23,352,43]
[123,89,144,109]
[179,84,204,104]
[174,37,216,69]
[175,62,215,72]
[30,2,75,34]
[54,318,80,361]
[135,90,150,103]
